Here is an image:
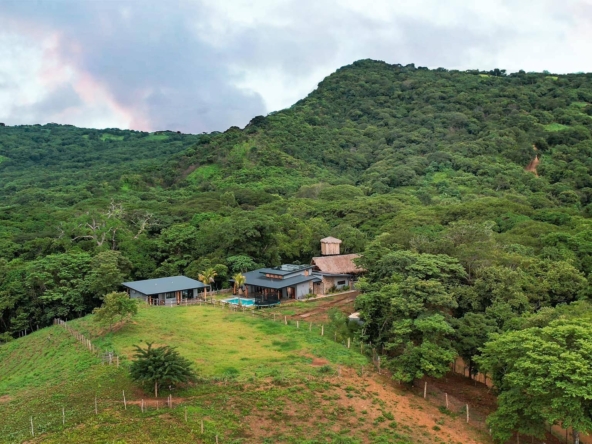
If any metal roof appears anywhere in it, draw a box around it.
[122,276,205,296]
[257,264,314,276]
[243,270,321,289]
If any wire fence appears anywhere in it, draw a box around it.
[14,303,580,444]
[2,391,228,443]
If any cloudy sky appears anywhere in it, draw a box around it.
[0,0,591,133]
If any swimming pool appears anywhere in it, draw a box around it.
[223,297,255,306]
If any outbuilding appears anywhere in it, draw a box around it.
[122,276,206,306]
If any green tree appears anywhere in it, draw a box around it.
[232,272,246,294]
[92,291,138,331]
[478,319,592,443]
[226,255,259,273]
[130,343,196,397]
[198,268,218,298]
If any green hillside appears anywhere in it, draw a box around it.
[3,59,592,441]
[0,305,487,444]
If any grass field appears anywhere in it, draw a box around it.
[0,305,491,444]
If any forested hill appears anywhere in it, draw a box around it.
[2,59,592,339]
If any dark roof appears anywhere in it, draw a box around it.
[122,276,205,296]
[243,270,320,289]
[257,264,314,276]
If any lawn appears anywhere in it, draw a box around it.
[69,305,365,379]
[0,306,489,444]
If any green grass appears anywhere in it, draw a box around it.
[69,306,365,378]
[186,164,222,184]
[0,306,483,444]
[544,123,569,132]
[146,134,169,141]
[100,133,125,141]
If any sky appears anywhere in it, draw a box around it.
[0,0,591,133]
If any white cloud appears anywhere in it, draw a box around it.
[0,0,591,131]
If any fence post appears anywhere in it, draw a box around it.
[321,325,324,336]
[62,406,65,425]
[30,416,34,437]
[424,381,427,399]
[445,393,449,409]
[309,322,312,332]
[284,316,287,325]
[466,404,469,423]
[95,396,98,415]
[297,321,299,329]
[348,338,351,349]
[123,391,127,410]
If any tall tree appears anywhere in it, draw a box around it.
[478,319,592,443]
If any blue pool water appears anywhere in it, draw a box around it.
[224,297,255,306]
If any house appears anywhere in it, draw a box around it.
[238,264,321,302]
[122,276,206,305]
[310,237,363,293]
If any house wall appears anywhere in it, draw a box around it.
[321,242,341,255]
[295,282,311,299]
[322,276,352,292]
[129,289,148,302]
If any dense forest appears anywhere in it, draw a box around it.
[3,59,592,441]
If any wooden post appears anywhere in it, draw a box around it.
[348,338,351,349]
[95,396,98,415]
[445,393,449,409]
[284,316,287,325]
[62,406,65,425]
[216,435,219,444]
[361,343,363,354]
[141,399,144,413]
[466,404,469,423]
[185,407,187,422]
[169,395,172,408]
[424,381,427,399]
[321,325,324,336]
[273,314,276,322]
[297,321,299,329]
[30,416,34,437]
[309,322,312,331]
[123,391,127,410]
[201,419,204,434]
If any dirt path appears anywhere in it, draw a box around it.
[525,145,540,176]
[293,293,358,322]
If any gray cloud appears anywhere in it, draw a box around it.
[0,0,589,132]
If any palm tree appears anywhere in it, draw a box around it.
[198,268,217,299]
[232,272,246,295]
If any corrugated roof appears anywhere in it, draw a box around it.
[311,254,363,275]
[320,236,342,244]
[122,276,205,295]
[243,270,321,289]
[257,264,314,276]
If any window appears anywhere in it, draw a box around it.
[337,280,346,285]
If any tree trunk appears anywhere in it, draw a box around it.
[154,381,158,398]
[574,429,580,444]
